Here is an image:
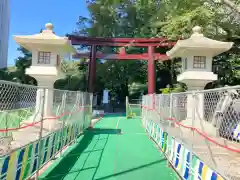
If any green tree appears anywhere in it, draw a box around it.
[14,47,36,85]
[9,0,240,96]
[75,0,170,98]
[151,0,240,87]
[54,60,88,91]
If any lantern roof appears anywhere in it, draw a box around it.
[167,26,233,58]
[13,23,76,53]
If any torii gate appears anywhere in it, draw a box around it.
[68,35,175,94]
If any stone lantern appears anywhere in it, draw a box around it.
[167,26,233,90]
[166,26,233,133]
[13,23,76,129]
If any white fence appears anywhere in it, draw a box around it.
[0,80,92,152]
[0,80,93,180]
[142,86,240,180]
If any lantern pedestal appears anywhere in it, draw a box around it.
[167,26,233,137]
[14,23,76,131]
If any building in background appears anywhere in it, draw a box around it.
[0,0,10,68]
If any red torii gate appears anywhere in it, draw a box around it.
[68,35,175,94]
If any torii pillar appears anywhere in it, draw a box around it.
[148,46,155,94]
[88,45,97,93]
[87,45,156,94]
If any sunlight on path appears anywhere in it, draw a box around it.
[39,115,178,180]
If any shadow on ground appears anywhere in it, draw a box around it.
[39,126,168,180]
[39,128,121,180]
[94,159,166,180]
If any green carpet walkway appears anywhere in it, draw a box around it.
[39,115,178,180]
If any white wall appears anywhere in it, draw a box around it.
[0,0,10,68]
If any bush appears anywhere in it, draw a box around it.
[160,84,186,94]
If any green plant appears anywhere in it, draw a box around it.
[160,84,186,94]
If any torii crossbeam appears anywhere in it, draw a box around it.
[68,35,176,94]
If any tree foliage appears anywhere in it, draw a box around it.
[2,0,240,101]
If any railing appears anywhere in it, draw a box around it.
[126,97,142,118]
[0,80,92,180]
[131,86,240,180]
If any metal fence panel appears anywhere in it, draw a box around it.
[0,80,92,180]
[140,86,240,180]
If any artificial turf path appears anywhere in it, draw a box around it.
[39,115,178,180]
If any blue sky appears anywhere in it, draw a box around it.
[8,0,90,66]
